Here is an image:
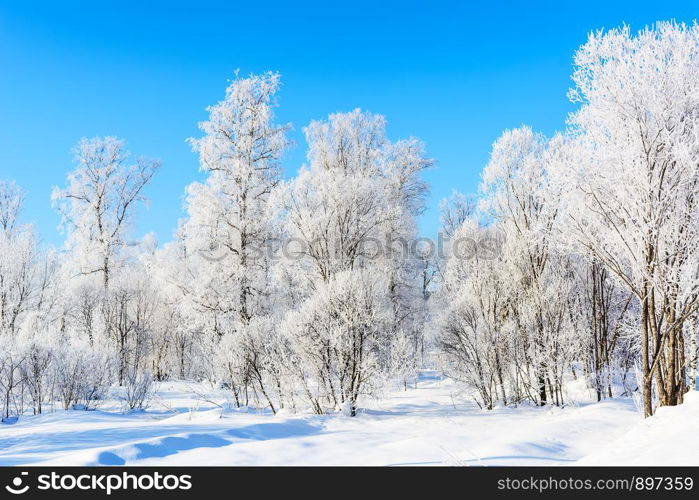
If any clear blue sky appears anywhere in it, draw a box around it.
[1,1,697,246]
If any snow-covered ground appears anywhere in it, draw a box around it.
[0,371,696,466]
[578,390,699,466]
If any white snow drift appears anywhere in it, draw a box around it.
[1,373,695,467]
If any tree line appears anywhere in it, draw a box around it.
[0,21,697,420]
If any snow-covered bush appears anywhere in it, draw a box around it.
[120,366,154,411]
[388,329,419,390]
[19,340,54,415]
[52,343,111,411]
[0,340,27,420]
[284,269,389,416]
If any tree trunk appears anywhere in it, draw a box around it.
[691,317,698,391]
[641,289,653,417]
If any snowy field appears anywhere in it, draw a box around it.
[2,370,696,467]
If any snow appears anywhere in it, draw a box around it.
[0,371,695,466]
[578,390,699,466]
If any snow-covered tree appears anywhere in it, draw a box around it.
[0,180,23,233]
[436,219,512,409]
[283,269,388,416]
[275,109,431,414]
[479,127,576,406]
[170,72,291,409]
[52,137,159,290]
[560,21,699,415]
[184,71,289,325]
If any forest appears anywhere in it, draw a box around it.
[1,21,698,425]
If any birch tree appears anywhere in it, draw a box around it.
[179,72,290,408]
[52,137,159,290]
[562,22,699,415]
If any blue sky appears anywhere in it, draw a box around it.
[1,1,698,246]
